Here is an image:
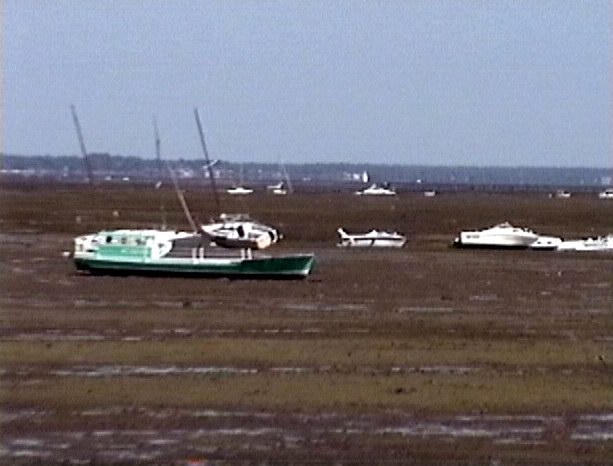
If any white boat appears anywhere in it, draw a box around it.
[551,190,571,199]
[557,235,613,252]
[337,228,406,248]
[423,190,437,197]
[454,222,539,249]
[355,184,396,196]
[226,186,253,195]
[266,181,288,195]
[598,188,613,199]
[529,235,564,251]
[201,213,280,250]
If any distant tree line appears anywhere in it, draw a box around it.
[1,154,610,188]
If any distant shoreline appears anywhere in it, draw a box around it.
[1,154,611,189]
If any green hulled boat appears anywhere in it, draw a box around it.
[73,229,314,279]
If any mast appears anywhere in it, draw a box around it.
[281,161,293,194]
[153,116,163,175]
[194,108,221,217]
[152,116,167,229]
[70,105,94,184]
[153,118,198,232]
[167,161,198,232]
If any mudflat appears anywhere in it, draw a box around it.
[1,181,612,465]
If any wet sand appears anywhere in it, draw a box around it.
[1,181,612,465]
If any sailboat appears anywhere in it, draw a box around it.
[267,162,293,195]
[71,115,314,279]
[193,109,280,249]
[266,181,287,195]
[201,213,279,249]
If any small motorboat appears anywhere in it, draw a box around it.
[557,235,613,252]
[337,228,406,248]
[355,184,397,196]
[453,222,539,249]
[550,190,571,199]
[598,188,613,200]
[226,186,254,195]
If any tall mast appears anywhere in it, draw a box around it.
[70,105,93,185]
[167,161,198,232]
[152,116,166,229]
[194,108,221,217]
[153,116,163,175]
[153,118,198,232]
[281,161,293,194]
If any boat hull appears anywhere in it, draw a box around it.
[454,233,537,249]
[338,238,406,248]
[453,241,532,250]
[74,254,315,279]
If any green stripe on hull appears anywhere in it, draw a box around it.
[74,254,315,279]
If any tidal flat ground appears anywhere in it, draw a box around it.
[1,181,612,465]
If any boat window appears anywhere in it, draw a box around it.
[106,236,112,244]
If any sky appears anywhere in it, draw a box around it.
[2,0,610,167]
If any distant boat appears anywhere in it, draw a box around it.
[266,162,293,195]
[73,229,314,279]
[337,228,406,248]
[598,188,613,199]
[423,190,436,197]
[266,181,288,195]
[551,190,571,199]
[557,235,613,252]
[355,183,396,196]
[454,222,539,249]
[226,186,254,195]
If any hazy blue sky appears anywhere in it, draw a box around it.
[3,1,610,167]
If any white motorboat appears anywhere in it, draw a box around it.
[551,190,571,199]
[557,235,613,252]
[355,184,396,196]
[423,190,436,197]
[337,228,406,248]
[201,213,280,250]
[529,235,564,251]
[226,186,253,195]
[598,188,613,199]
[454,222,539,249]
[267,181,288,195]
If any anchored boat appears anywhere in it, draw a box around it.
[557,235,613,252]
[354,183,397,196]
[337,228,406,248]
[201,213,280,250]
[454,223,539,249]
[598,188,613,200]
[73,229,314,279]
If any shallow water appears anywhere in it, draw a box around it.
[2,409,612,463]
